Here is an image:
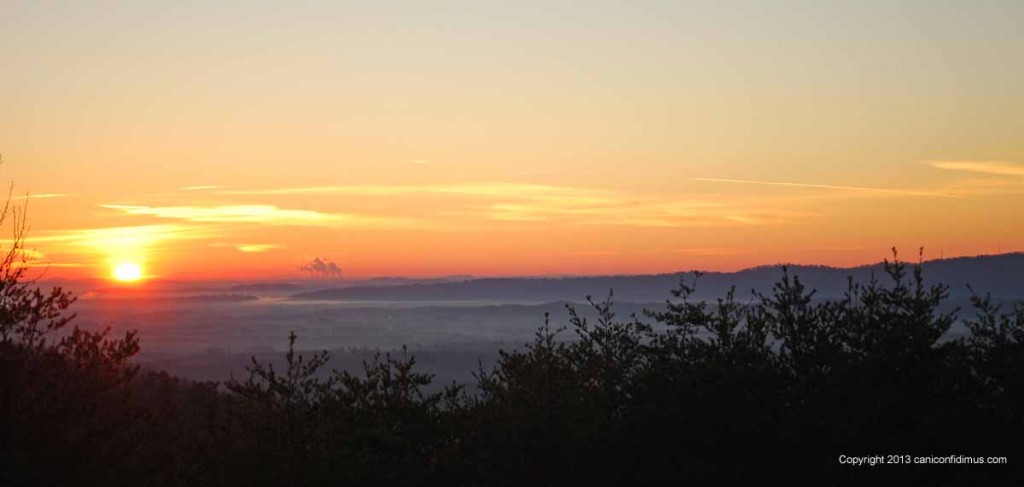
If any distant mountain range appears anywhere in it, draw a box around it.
[225,276,476,292]
[292,253,1024,303]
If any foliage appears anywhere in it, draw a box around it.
[0,193,140,486]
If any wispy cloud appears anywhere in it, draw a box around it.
[16,224,215,264]
[102,204,336,224]
[12,193,70,200]
[15,261,91,269]
[101,204,404,228]
[217,183,812,228]
[927,160,1024,178]
[19,249,46,262]
[691,177,962,198]
[180,185,224,191]
[235,244,283,253]
[212,243,284,253]
[219,183,605,199]
[24,224,209,246]
[481,199,811,228]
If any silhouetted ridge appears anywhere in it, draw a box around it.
[292,253,1024,302]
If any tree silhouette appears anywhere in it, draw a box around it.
[0,187,140,485]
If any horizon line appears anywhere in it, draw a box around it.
[33,250,1023,283]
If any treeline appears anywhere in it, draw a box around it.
[2,256,1022,485]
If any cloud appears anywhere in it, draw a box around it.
[299,257,342,279]
[206,182,814,228]
[102,204,334,224]
[211,243,284,253]
[14,261,91,269]
[235,244,283,253]
[12,193,70,200]
[101,204,404,228]
[180,185,224,191]
[11,249,50,269]
[691,177,962,198]
[218,183,605,199]
[927,160,1024,178]
[13,224,215,266]
[24,224,210,247]
[480,199,811,228]
[21,248,45,260]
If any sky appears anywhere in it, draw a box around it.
[1,0,1023,281]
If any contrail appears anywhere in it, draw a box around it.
[691,178,962,198]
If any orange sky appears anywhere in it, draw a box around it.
[1,1,1022,281]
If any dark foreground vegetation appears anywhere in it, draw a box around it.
[2,251,1023,485]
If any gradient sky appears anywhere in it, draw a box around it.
[2,1,1023,280]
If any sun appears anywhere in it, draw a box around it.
[113,262,143,282]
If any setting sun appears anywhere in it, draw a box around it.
[113,262,143,282]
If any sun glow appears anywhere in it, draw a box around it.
[113,262,143,282]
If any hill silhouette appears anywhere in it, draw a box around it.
[293,252,1024,303]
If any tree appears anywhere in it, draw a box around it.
[0,185,140,485]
